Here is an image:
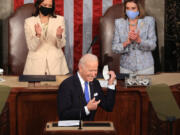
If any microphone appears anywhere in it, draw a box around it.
[86,36,98,53]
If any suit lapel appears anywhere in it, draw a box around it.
[89,82,94,99]
[37,15,41,26]
[74,74,87,105]
[74,74,97,104]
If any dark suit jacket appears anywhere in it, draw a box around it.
[57,73,116,121]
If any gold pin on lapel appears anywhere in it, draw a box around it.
[140,22,144,28]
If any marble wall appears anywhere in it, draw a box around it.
[145,0,165,71]
[0,0,13,69]
[164,0,180,71]
[0,0,13,19]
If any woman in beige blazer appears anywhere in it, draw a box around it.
[23,0,69,75]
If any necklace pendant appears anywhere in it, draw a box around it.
[129,23,136,26]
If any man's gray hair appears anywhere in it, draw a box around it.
[78,53,98,67]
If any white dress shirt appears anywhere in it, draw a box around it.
[77,72,115,116]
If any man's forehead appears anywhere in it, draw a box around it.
[84,60,98,66]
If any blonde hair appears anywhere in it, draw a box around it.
[122,0,146,19]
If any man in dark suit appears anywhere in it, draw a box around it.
[57,53,116,121]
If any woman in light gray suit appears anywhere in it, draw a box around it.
[112,0,157,75]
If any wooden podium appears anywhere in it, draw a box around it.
[43,121,116,135]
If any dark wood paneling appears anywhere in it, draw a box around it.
[95,91,141,135]
[1,83,180,135]
[0,103,10,135]
[17,93,58,135]
[147,84,180,135]
[44,130,116,135]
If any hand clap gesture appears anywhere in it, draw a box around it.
[35,23,42,38]
[56,26,64,39]
[129,30,141,43]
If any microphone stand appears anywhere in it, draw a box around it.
[86,44,93,54]
[86,36,98,53]
[79,111,82,129]
[78,92,83,129]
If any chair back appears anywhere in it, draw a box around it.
[99,3,123,72]
[8,3,35,75]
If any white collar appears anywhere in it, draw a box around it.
[77,72,86,85]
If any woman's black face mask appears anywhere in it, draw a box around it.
[39,6,52,16]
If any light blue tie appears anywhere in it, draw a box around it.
[84,81,90,103]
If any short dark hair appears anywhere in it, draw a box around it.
[32,0,56,18]
[122,0,146,19]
